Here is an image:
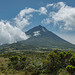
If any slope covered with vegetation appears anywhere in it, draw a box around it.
[0,50,75,75]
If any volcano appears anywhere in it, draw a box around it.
[19,25,74,49]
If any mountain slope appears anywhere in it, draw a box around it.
[19,25,74,49]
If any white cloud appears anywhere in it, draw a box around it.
[53,2,65,9]
[50,2,75,30]
[46,3,54,8]
[39,7,47,15]
[18,8,37,19]
[41,18,51,25]
[14,8,37,29]
[42,2,75,31]
[0,20,29,45]
[14,17,31,29]
[14,7,47,29]
[33,31,40,37]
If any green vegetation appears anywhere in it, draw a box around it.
[0,50,75,75]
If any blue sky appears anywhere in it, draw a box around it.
[0,0,75,44]
[0,0,75,19]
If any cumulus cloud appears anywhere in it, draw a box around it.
[41,18,51,25]
[14,7,47,29]
[42,2,75,31]
[50,2,75,30]
[0,20,29,45]
[39,7,47,15]
[18,8,37,18]
[53,2,65,9]
[14,8,37,29]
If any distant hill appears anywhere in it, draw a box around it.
[19,25,75,49]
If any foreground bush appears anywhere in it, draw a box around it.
[66,65,75,74]
[5,51,75,75]
[69,55,75,66]
[42,51,73,74]
[8,55,27,70]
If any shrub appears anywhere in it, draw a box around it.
[8,55,27,70]
[43,51,61,73]
[20,56,26,61]
[57,69,69,75]
[66,65,75,74]
[9,56,19,65]
[9,56,18,62]
[69,55,75,66]
[65,51,72,59]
